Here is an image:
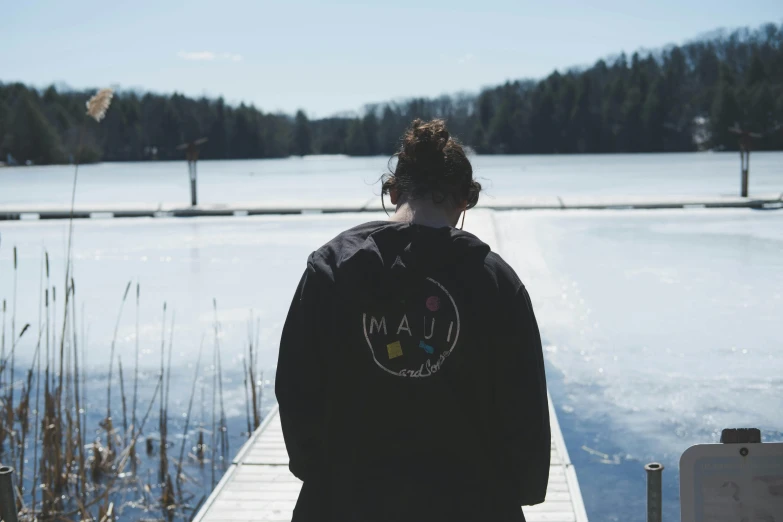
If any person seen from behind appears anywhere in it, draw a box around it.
[276,118,550,522]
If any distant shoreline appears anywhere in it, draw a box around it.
[5,148,783,169]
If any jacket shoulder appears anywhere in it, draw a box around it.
[483,251,524,292]
[307,221,388,274]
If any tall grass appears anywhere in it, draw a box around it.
[131,283,140,475]
[0,88,273,520]
[0,247,262,521]
[244,313,263,435]
[176,336,204,504]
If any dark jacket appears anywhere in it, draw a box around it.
[276,221,550,522]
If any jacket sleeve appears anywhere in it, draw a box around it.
[492,283,550,506]
[275,262,329,482]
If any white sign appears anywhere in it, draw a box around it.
[680,442,783,522]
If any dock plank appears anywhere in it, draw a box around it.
[193,210,588,522]
[194,398,587,522]
[2,193,780,221]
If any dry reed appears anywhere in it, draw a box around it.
[176,336,203,504]
[131,283,140,475]
[0,247,268,521]
[0,87,269,517]
[106,281,132,426]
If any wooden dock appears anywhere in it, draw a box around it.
[188,209,587,521]
[192,398,589,522]
[1,193,780,221]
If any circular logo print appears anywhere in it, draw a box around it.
[362,277,460,378]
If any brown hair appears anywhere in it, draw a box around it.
[382,119,481,212]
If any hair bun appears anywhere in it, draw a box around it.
[402,118,450,162]
[383,117,480,213]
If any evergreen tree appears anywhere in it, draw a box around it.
[207,97,228,159]
[622,86,644,152]
[0,99,8,159]
[1,21,781,161]
[345,119,369,156]
[378,106,401,154]
[748,83,775,134]
[710,78,740,149]
[361,111,379,155]
[292,110,312,156]
[570,75,595,153]
[746,52,768,86]
[3,89,65,164]
[642,79,665,152]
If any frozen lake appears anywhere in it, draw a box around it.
[1,152,782,520]
[2,151,782,207]
[1,206,780,521]
[497,209,783,521]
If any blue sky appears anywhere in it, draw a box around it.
[2,0,780,117]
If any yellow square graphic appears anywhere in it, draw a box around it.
[386,341,403,360]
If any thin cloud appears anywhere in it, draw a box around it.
[220,52,243,62]
[177,51,243,62]
[178,51,215,61]
[458,53,475,64]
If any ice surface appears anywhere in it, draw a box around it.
[497,209,782,454]
[2,152,782,206]
[2,205,781,522]
[496,208,783,520]
[0,213,377,377]
[2,208,778,444]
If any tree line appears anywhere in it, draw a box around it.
[1,22,781,165]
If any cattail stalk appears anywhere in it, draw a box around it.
[255,316,262,426]
[31,257,45,517]
[131,283,140,473]
[213,300,228,463]
[160,311,175,486]
[123,379,161,475]
[176,336,203,502]
[248,314,260,429]
[157,303,168,484]
[242,352,251,436]
[61,89,114,359]
[50,286,55,391]
[22,253,42,515]
[63,284,74,497]
[119,357,129,443]
[17,336,40,508]
[80,302,87,498]
[210,305,217,488]
[10,247,18,466]
[0,299,6,458]
[106,281,132,421]
[71,281,84,503]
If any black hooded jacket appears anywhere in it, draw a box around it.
[276,221,550,522]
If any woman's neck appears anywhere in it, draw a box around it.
[389,200,458,228]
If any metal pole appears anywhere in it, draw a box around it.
[0,465,19,522]
[739,149,744,197]
[740,150,749,197]
[189,161,198,206]
[743,150,750,197]
[645,462,663,522]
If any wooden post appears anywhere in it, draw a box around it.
[729,126,762,198]
[178,138,208,207]
[191,163,198,206]
[644,462,663,522]
[740,148,749,198]
[739,135,751,198]
[187,147,198,207]
[0,465,18,522]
